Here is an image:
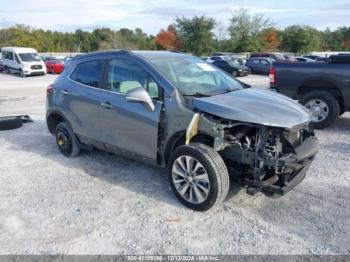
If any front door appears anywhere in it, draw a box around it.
[100,58,162,161]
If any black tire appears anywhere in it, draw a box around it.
[0,117,23,131]
[168,143,230,211]
[299,90,340,129]
[232,71,238,77]
[55,121,80,157]
[51,67,55,74]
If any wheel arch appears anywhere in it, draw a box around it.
[163,131,215,165]
[46,109,70,134]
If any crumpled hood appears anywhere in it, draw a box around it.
[192,88,312,129]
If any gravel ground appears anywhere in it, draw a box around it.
[0,72,349,255]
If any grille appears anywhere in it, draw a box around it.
[31,65,42,70]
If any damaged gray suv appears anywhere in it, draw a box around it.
[46,50,319,211]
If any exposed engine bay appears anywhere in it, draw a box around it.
[195,114,319,197]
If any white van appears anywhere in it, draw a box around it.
[1,47,47,77]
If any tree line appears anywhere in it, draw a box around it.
[1,8,349,55]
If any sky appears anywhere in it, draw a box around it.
[0,0,349,35]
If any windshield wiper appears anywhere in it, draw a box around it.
[183,92,213,97]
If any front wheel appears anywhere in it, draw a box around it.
[232,71,238,77]
[19,69,25,78]
[168,143,230,211]
[300,90,340,129]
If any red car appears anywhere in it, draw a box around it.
[45,59,64,74]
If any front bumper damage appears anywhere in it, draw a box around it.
[219,125,319,197]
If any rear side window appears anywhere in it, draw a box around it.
[251,59,260,64]
[70,60,104,88]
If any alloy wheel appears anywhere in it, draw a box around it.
[172,155,210,204]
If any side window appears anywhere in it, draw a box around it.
[251,59,260,64]
[107,59,159,99]
[15,54,20,64]
[70,60,104,88]
[261,59,269,65]
[5,51,14,60]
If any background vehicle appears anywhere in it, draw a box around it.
[303,55,321,60]
[270,55,350,128]
[45,59,64,74]
[295,57,315,63]
[0,58,5,72]
[207,55,232,63]
[47,50,318,211]
[250,52,285,61]
[212,59,250,77]
[1,47,47,77]
[246,57,274,75]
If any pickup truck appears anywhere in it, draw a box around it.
[270,55,350,129]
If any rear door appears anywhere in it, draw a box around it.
[99,57,162,161]
[64,59,106,141]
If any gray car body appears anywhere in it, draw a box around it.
[47,50,313,166]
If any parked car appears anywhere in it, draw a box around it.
[0,59,5,72]
[303,55,321,60]
[250,52,285,61]
[46,50,319,211]
[270,55,350,129]
[212,59,250,77]
[232,57,247,66]
[295,57,315,63]
[1,47,47,77]
[246,57,274,75]
[207,55,232,63]
[42,56,58,62]
[46,59,64,74]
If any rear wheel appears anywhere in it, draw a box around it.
[55,122,80,157]
[300,90,340,129]
[168,143,229,211]
[232,71,238,77]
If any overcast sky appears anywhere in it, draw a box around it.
[1,0,349,35]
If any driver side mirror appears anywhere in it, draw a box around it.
[125,87,155,112]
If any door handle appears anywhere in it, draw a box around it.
[100,101,112,109]
[62,89,69,95]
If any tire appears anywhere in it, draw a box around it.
[232,71,238,77]
[51,67,56,74]
[300,90,340,129]
[168,143,230,211]
[0,117,23,130]
[55,121,80,157]
[19,69,25,78]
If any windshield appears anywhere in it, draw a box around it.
[18,53,42,62]
[148,56,243,96]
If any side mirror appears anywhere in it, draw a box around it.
[125,87,155,112]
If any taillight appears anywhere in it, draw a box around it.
[269,68,276,86]
[46,84,54,96]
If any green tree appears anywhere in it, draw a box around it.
[175,16,216,55]
[281,25,321,54]
[227,8,271,52]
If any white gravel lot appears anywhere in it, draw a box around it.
[0,72,349,255]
